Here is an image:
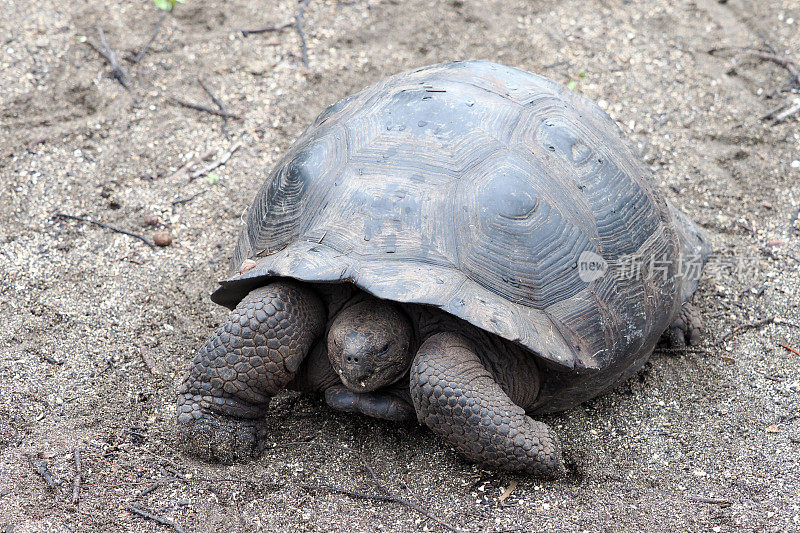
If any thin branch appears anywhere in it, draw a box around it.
[92,26,128,88]
[171,190,206,206]
[126,505,184,533]
[188,143,240,180]
[752,51,799,85]
[771,100,800,124]
[240,21,294,37]
[295,0,312,67]
[42,353,64,365]
[197,77,231,138]
[168,97,241,119]
[33,459,60,491]
[498,480,518,502]
[715,316,774,345]
[654,347,709,355]
[136,482,163,498]
[301,484,460,532]
[239,1,312,66]
[301,483,396,503]
[278,441,459,532]
[132,11,167,64]
[53,213,156,249]
[170,149,215,180]
[708,45,799,86]
[654,489,731,507]
[779,343,800,356]
[197,78,227,116]
[138,346,161,375]
[71,448,83,505]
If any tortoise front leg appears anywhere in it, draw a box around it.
[176,281,325,463]
[410,332,564,477]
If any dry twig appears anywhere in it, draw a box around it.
[168,97,241,119]
[54,213,156,249]
[295,0,312,67]
[752,50,799,86]
[132,12,167,63]
[136,482,163,498]
[770,100,800,124]
[138,346,161,375]
[42,354,64,365]
[33,460,60,491]
[300,483,459,532]
[715,316,774,345]
[709,45,800,121]
[188,143,241,180]
[708,45,798,85]
[84,26,128,88]
[170,149,215,180]
[283,441,459,532]
[126,505,184,533]
[498,480,518,502]
[71,448,83,505]
[197,77,232,138]
[240,21,294,37]
[779,343,800,357]
[171,191,206,206]
[654,347,709,355]
[240,1,313,67]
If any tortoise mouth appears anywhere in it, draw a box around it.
[336,359,409,393]
[338,376,374,394]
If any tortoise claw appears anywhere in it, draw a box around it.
[666,302,703,349]
[177,410,266,464]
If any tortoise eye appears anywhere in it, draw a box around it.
[376,343,391,356]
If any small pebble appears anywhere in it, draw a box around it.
[238,258,258,273]
[142,214,159,227]
[153,231,173,247]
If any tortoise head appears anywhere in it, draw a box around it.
[327,298,413,393]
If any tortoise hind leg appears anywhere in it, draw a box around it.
[176,281,325,463]
[410,332,564,478]
[664,302,702,348]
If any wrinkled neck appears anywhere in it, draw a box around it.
[405,304,468,342]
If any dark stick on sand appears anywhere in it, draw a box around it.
[126,505,184,533]
[71,448,83,505]
[295,0,312,67]
[132,11,168,63]
[197,77,232,138]
[84,26,128,88]
[54,213,156,249]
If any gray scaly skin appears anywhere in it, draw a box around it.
[177,279,700,476]
[176,282,325,462]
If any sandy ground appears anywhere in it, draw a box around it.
[1,0,799,531]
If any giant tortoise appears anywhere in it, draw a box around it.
[176,60,710,477]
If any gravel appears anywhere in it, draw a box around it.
[1,0,799,531]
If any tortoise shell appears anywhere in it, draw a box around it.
[212,61,708,407]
